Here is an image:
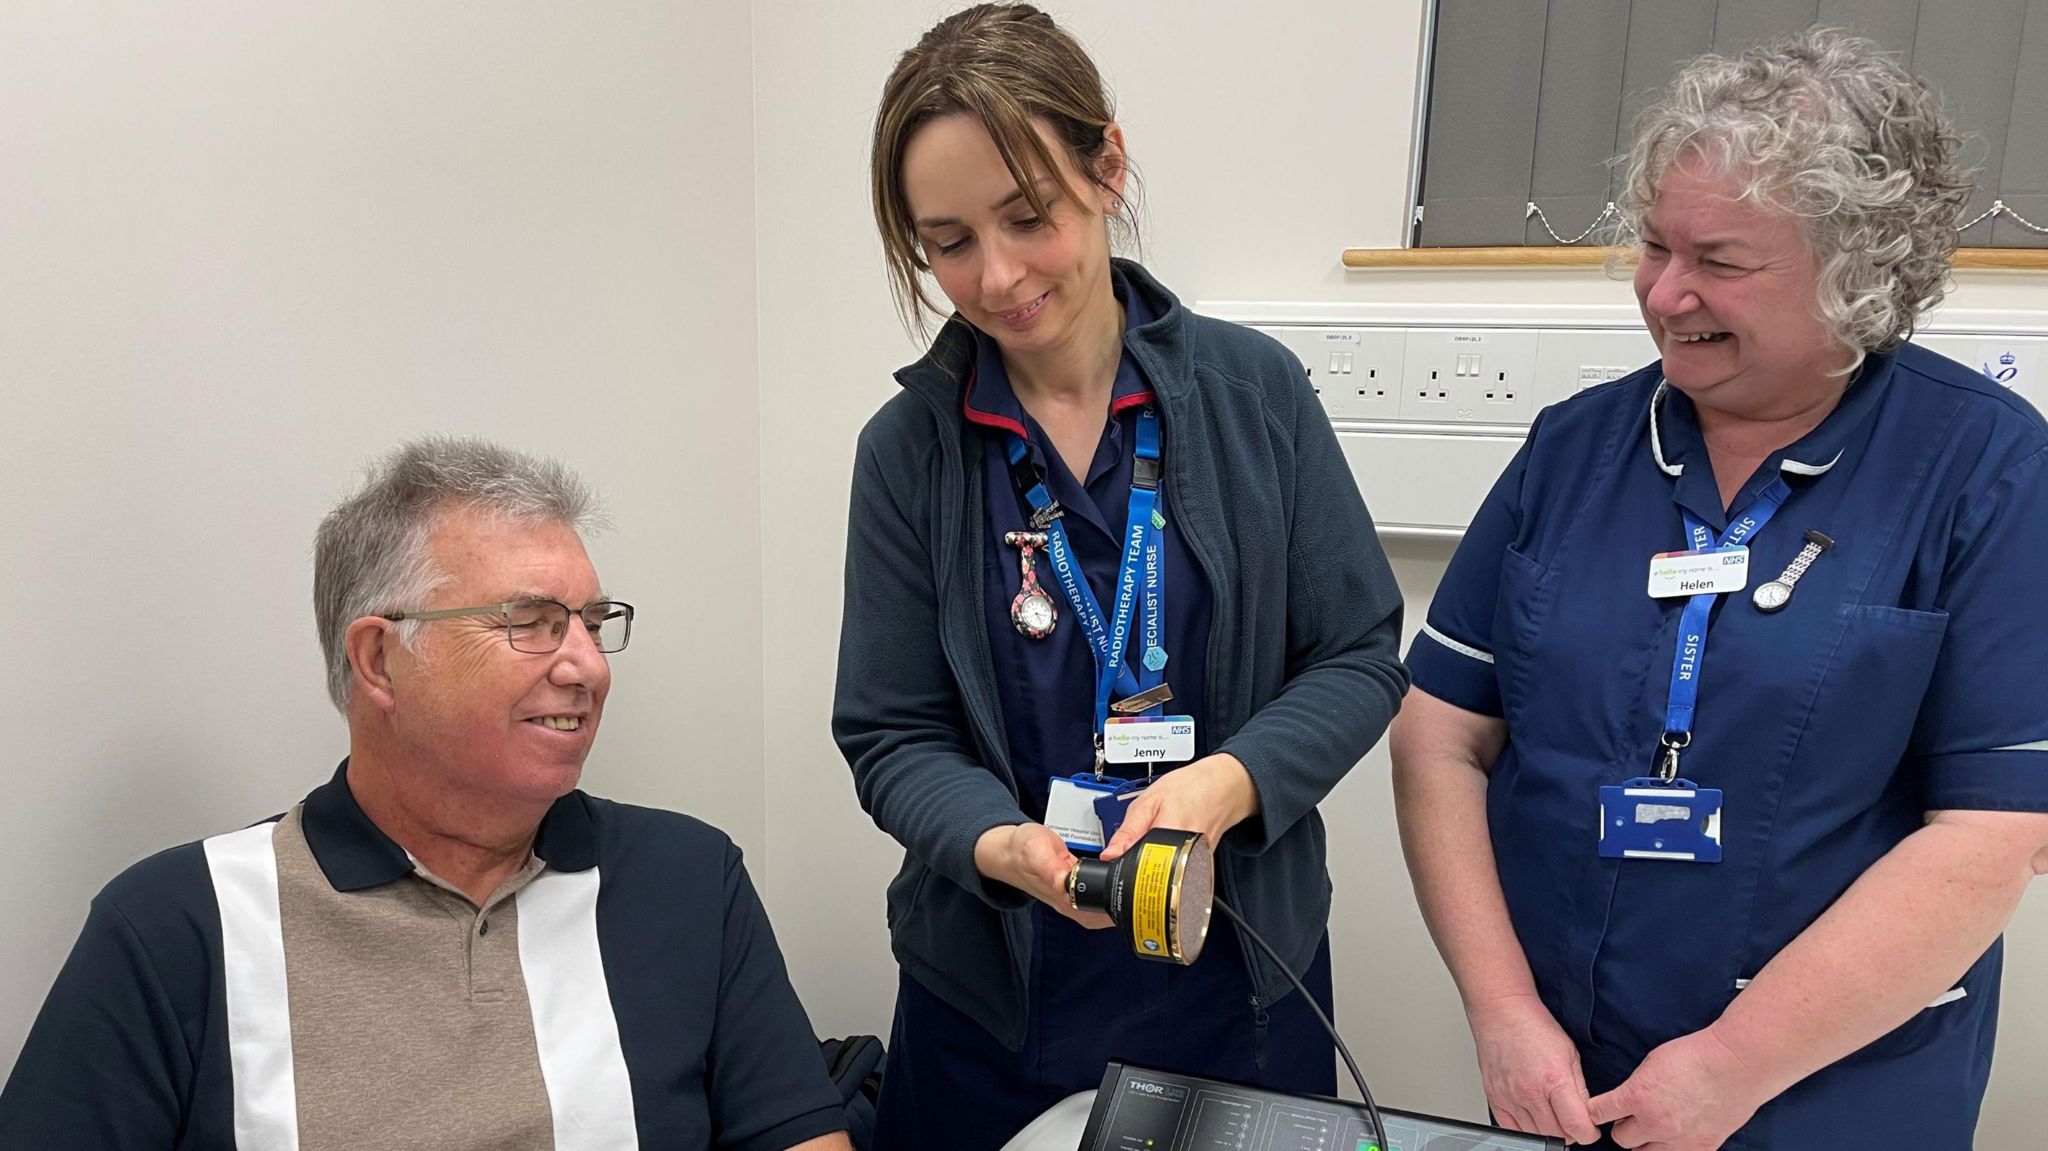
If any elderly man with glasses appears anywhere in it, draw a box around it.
[0,438,853,1151]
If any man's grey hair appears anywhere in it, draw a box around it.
[1614,26,1974,375]
[314,437,606,712]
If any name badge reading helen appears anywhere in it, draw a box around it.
[1647,546,1750,598]
[1102,715,1197,765]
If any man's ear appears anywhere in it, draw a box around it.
[343,617,401,712]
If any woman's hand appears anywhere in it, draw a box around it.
[1098,753,1261,861]
[1586,1027,1770,1150]
[973,823,1113,928]
[1468,992,1603,1145]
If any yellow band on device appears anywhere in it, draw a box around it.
[1130,842,1175,958]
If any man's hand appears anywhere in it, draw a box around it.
[974,823,1113,928]
[1586,1027,1771,1150]
[1098,753,1260,861]
[1466,993,1601,1145]
[788,1134,854,1151]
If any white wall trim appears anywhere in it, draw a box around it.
[1197,300,2048,337]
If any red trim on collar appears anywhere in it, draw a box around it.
[960,364,1030,438]
[961,365,1154,435]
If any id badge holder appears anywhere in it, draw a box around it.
[1046,773,1123,854]
[1599,777,1724,862]
[1090,776,1150,846]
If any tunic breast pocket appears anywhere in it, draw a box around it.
[1742,602,1950,898]
[1808,603,1948,770]
[1492,542,1635,755]
[1491,544,1554,732]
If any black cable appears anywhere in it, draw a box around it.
[1212,896,1389,1151]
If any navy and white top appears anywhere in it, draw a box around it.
[1410,344,2048,1148]
[0,762,846,1151]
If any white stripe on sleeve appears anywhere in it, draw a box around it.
[1993,740,2048,752]
[203,821,300,1151]
[517,868,640,1150]
[1422,622,1495,665]
[1735,978,1966,1011]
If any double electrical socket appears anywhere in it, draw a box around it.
[1260,324,1666,428]
[1275,327,1404,419]
[1261,325,1544,425]
[1399,330,1538,424]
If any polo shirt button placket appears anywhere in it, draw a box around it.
[469,892,524,1003]
[469,916,498,1001]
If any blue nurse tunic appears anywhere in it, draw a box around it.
[869,270,1337,1151]
[1409,345,2048,1149]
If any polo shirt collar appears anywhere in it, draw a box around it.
[301,759,598,893]
[890,259,1191,426]
[960,264,1157,436]
[1647,350,1895,528]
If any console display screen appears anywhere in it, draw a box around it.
[1079,1062,1563,1151]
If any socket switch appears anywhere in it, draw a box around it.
[1254,325,1405,420]
[1400,329,1540,424]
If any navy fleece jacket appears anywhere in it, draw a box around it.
[833,260,1408,1049]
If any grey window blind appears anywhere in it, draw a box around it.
[1414,0,2048,249]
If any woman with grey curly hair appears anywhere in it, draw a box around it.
[1394,28,2048,1151]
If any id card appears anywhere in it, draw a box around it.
[1647,546,1750,598]
[1046,774,1121,852]
[1102,715,1197,765]
[1598,778,1723,862]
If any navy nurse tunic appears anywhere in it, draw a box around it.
[1409,345,2048,1149]
[870,270,1336,1151]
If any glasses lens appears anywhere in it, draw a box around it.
[587,602,633,653]
[504,601,571,653]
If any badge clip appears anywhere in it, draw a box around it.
[1657,731,1690,784]
[1111,683,1175,714]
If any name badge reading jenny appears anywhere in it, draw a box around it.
[1648,546,1750,598]
[1102,716,1197,765]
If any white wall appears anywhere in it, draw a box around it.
[0,0,766,1071]
[750,0,2048,1143]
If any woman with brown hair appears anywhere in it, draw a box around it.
[832,5,1408,1148]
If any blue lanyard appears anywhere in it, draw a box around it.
[1659,477,1790,779]
[1004,408,1168,742]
